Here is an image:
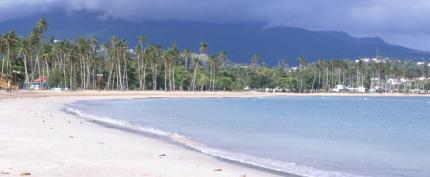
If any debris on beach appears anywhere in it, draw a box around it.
[213,168,223,172]
[1,171,10,174]
[158,154,166,158]
[240,175,247,177]
[69,135,74,139]
[19,172,31,176]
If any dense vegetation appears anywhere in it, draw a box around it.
[1,18,429,93]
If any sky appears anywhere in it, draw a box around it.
[0,0,429,51]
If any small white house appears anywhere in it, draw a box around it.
[356,58,370,63]
[332,85,346,92]
[357,86,366,93]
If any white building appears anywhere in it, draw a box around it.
[332,85,346,92]
[417,62,425,66]
[355,58,370,63]
[357,86,366,93]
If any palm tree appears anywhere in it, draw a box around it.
[190,57,202,91]
[18,38,31,88]
[199,41,208,54]
[183,49,191,70]
[208,55,218,91]
[169,46,180,91]
[162,50,169,91]
[218,50,227,69]
[191,42,208,91]
[0,31,18,80]
[27,18,49,82]
[279,58,288,75]
[40,44,52,78]
[118,40,129,90]
[298,56,307,93]
[137,34,146,90]
[251,54,260,68]
[146,44,161,90]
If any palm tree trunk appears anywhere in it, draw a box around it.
[69,61,73,90]
[143,62,147,90]
[191,59,200,91]
[22,54,30,89]
[311,70,317,93]
[1,56,4,79]
[164,62,167,91]
[172,67,176,91]
[137,55,142,90]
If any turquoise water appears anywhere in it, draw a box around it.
[66,96,430,177]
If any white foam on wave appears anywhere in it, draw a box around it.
[64,105,368,177]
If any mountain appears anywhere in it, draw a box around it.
[1,10,429,65]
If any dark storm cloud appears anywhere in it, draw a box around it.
[1,0,430,50]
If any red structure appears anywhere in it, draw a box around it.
[30,76,49,90]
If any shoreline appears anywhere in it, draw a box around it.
[64,104,298,177]
[0,94,295,177]
[1,90,430,100]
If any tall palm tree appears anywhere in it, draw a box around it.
[251,54,260,68]
[199,41,208,55]
[191,42,208,91]
[218,50,227,69]
[190,56,201,91]
[1,31,18,80]
[208,55,218,91]
[298,56,307,93]
[137,34,146,90]
[28,18,49,82]
[183,49,191,70]
[146,44,161,90]
[18,38,31,88]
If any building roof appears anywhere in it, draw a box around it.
[32,76,48,82]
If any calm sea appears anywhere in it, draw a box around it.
[66,96,430,177]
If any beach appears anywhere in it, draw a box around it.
[1,91,429,177]
[0,92,291,177]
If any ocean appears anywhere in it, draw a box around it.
[65,96,430,177]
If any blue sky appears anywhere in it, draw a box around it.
[1,0,429,50]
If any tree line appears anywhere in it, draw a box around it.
[1,18,429,93]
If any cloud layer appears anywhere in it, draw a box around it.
[1,0,430,50]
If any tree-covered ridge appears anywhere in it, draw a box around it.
[1,18,429,93]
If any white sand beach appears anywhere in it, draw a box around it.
[0,92,287,177]
[1,90,429,177]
